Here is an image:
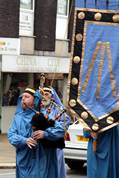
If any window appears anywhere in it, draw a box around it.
[20,0,33,10]
[56,0,70,39]
[57,0,69,16]
[19,0,35,36]
[2,73,29,106]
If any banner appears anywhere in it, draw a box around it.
[75,0,119,9]
[68,8,119,132]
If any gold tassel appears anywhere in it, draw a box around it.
[91,132,98,152]
[93,138,97,152]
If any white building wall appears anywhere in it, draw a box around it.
[1,106,16,133]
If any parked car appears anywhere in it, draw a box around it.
[64,120,89,170]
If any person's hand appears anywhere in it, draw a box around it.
[32,130,45,140]
[90,132,97,139]
[26,137,37,149]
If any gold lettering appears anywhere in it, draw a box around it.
[16,56,36,66]
[81,41,117,98]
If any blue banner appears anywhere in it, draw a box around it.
[69,9,119,132]
[75,0,119,9]
[75,0,85,7]
[80,23,119,118]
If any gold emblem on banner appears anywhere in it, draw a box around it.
[69,99,76,107]
[76,33,83,42]
[81,111,88,120]
[112,15,119,22]
[94,13,102,21]
[78,12,85,20]
[106,116,114,124]
[92,123,99,131]
[73,56,80,63]
[71,78,78,85]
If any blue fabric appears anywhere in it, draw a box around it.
[40,100,71,178]
[79,23,119,118]
[75,0,85,8]
[96,0,108,9]
[51,87,64,108]
[34,89,42,110]
[8,108,65,178]
[52,89,71,178]
[57,149,66,178]
[86,0,97,8]
[40,88,71,178]
[108,0,119,9]
[75,0,119,9]
[87,126,119,178]
[51,88,71,178]
[15,95,22,113]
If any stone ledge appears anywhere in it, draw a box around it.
[0,163,16,169]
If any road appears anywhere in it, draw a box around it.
[67,164,87,178]
[0,165,87,178]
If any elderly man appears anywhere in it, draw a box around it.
[8,87,65,178]
[40,87,71,178]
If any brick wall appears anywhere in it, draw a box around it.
[34,0,57,51]
[0,0,19,38]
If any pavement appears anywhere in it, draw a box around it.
[0,134,16,168]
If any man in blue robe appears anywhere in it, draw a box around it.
[8,87,65,178]
[85,126,119,178]
[39,87,71,178]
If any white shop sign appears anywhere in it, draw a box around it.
[0,38,20,55]
[2,55,70,73]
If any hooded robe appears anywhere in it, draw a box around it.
[41,87,71,178]
[8,106,65,178]
[87,126,119,178]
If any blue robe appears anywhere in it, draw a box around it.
[56,115,70,178]
[87,126,119,178]
[40,104,71,178]
[8,108,65,178]
[51,88,71,178]
[57,149,66,178]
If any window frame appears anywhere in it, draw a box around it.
[20,0,35,11]
[57,0,70,17]
[19,0,35,36]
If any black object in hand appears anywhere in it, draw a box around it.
[31,113,65,149]
[31,113,55,130]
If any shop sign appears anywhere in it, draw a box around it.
[0,38,20,55]
[2,55,70,73]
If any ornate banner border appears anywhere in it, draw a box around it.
[68,8,119,132]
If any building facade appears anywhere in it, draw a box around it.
[0,0,74,133]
